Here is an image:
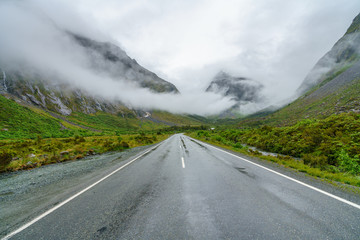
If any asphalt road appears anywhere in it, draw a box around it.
[3,134,360,239]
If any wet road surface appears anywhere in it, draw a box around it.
[2,134,360,239]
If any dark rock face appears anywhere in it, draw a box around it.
[206,71,263,103]
[0,32,180,116]
[70,33,179,94]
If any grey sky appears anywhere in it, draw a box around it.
[70,0,360,98]
[1,0,359,115]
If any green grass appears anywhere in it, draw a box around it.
[0,95,76,139]
[0,94,209,140]
[150,110,204,126]
[67,111,161,133]
[241,78,360,127]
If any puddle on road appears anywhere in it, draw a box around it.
[180,137,187,149]
[234,167,256,179]
[160,150,170,161]
[190,139,208,151]
[0,191,14,197]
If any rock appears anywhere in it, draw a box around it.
[60,151,69,156]
[88,149,96,155]
[27,154,36,158]
[12,157,19,161]
[1,128,8,131]
[26,161,33,165]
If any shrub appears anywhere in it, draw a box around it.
[74,135,86,143]
[120,141,130,149]
[0,150,16,166]
[233,142,243,149]
[338,150,360,175]
[303,154,328,168]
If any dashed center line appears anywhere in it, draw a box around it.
[181,157,185,168]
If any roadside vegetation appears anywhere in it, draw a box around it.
[0,133,169,172]
[0,94,212,172]
[0,124,207,172]
[188,112,360,187]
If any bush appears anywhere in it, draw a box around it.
[74,135,86,143]
[120,141,130,149]
[233,142,243,149]
[303,154,328,168]
[338,150,360,175]
[0,150,16,166]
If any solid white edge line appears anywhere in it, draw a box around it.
[2,142,163,240]
[187,136,360,210]
[182,157,185,168]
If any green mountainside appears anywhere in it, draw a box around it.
[240,12,360,127]
[0,32,204,140]
[0,94,204,140]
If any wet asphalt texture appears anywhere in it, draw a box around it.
[1,134,360,239]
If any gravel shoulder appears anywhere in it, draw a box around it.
[0,144,154,237]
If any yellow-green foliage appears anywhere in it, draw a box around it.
[0,134,170,172]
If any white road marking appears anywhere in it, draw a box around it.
[2,143,162,240]
[182,157,185,168]
[188,137,360,210]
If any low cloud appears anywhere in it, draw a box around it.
[1,0,359,116]
[0,0,235,116]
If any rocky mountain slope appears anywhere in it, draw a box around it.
[0,32,179,117]
[71,33,179,94]
[0,32,206,137]
[241,12,360,126]
[297,13,360,95]
[206,71,263,103]
[205,71,263,117]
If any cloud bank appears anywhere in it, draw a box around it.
[0,0,359,115]
[0,0,235,115]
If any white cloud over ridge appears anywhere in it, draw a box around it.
[0,0,359,115]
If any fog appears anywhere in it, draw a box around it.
[0,0,235,115]
[0,0,359,115]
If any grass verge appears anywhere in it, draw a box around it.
[187,132,360,192]
[0,133,170,172]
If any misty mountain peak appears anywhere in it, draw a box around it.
[68,32,179,94]
[214,71,247,82]
[206,71,263,102]
[296,12,360,95]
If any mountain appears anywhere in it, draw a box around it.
[241,12,360,127]
[205,71,263,117]
[0,32,179,116]
[206,71,263,102]
[0,33,206,138]
[70,33,179,94]
[296,13,360,95]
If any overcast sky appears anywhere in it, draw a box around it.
[1,0,360,115]
[69,0,360,96]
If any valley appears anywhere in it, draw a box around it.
[0,2,360,239]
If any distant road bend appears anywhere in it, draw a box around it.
[3,134,360,239]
